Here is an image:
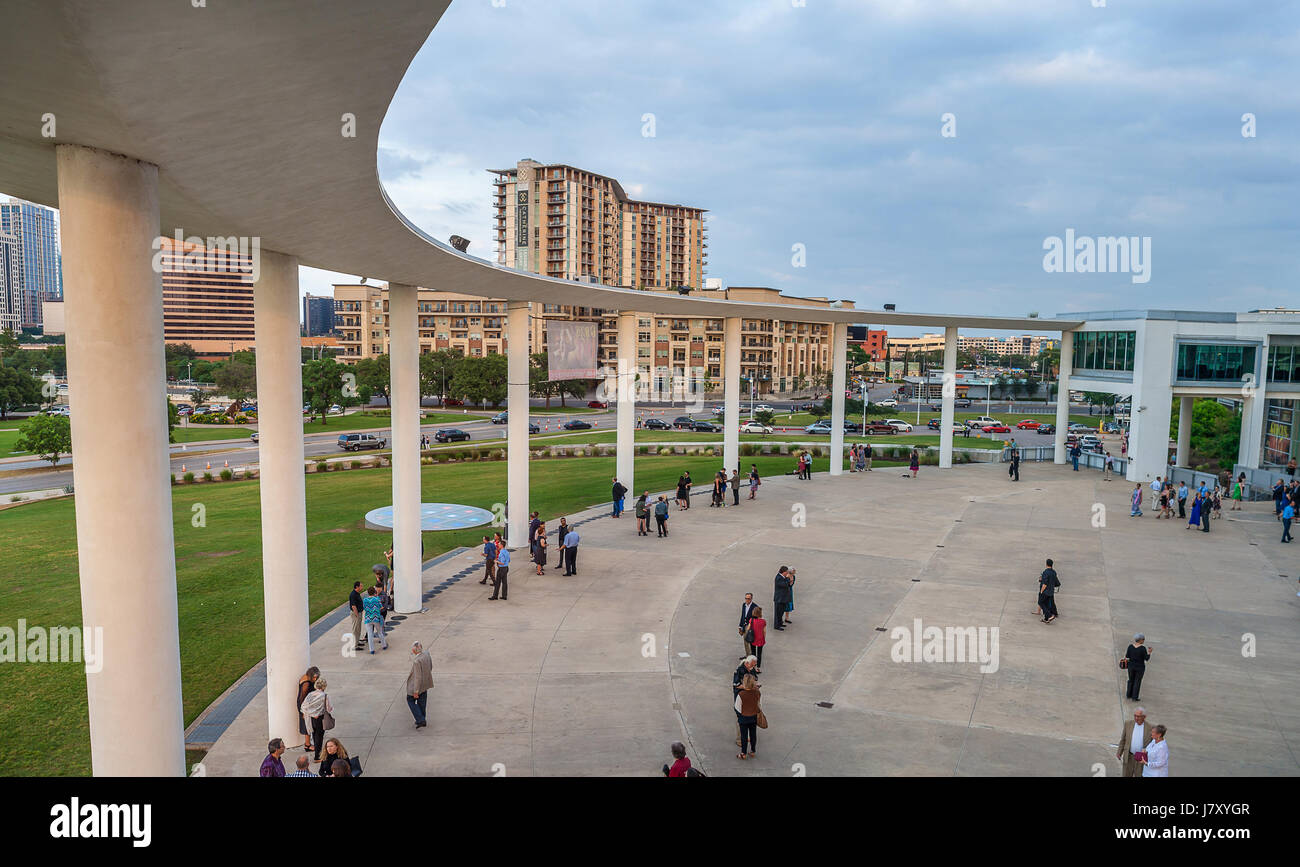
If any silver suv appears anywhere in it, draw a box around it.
[337,433,387,451]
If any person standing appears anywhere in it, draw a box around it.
[1230,473,1245,511]
[738,593,757,660]
[348,582,365,652]
[296,666,320,753]
[490,544,510,599]
[634,492,649,536]
[553,517,569,569]
[731,469,741,505]
[731,655,759,749]
[611,477,628,518]
[1130,483,1143,517]
[654,495,670,537]
[1115,708,1152,778]
[677,472,692,510]
[478,535,496,586]
[1124,633,1153,701]
[749,606,767,673]
[662,742,693,777]
[405,640,435,728]
[785,568,796,625]
[848,443,858,473]
[1282,499,1294,543]
[1273,478,1286,520]
[1009,447,1020,482]
[528,511,541,556]
[563,526,580,575]
[772,567,792,632]
[1177,481,1189,518]
[533,523,547,575]
[1140,725,1169,777]
[1103,451,1114,481]
[1070,440,1082,471]
[736,673,762,760]
[316,738,351,777]
[1200,491,1212,533]
[909,448,919,479]
[748,464,761,499]
[299,679,333,763]
[1038,559,1059,623]
[260,739,287,778]
[1187,491,1202,529]
[362,587,388,653]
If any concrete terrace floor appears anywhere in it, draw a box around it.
[197,462,1300,777]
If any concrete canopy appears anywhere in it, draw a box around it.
[0,0,1083,330]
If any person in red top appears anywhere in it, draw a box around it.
[749,606,767,673]
[662,741,692,777]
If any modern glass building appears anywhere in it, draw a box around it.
[0,230,20,334]
[0,197,63,329]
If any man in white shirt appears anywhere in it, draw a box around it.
[1116,708,1152,778]
[1141,724,1169,777]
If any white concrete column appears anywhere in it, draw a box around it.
[56,144,184,776]
[829,322,847,475]
[389,283,422,612]
[1127,320,1175,482]
[615,311,636,503]
[507,301,531,548]
[1176,395,1193,467]
[723,317,741,474]
[1054,331,1073,463]
[253,249,312,747]
[939,325,958,468]
[1238,339,1268,469]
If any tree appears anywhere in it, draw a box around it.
[167,400,179,443]
[809,404,829,420]
[302,358,346,423]
[754,409,775,428]
[528,353,555,406]
[15,414,72,466]
[353,356,391,406]
[419,349,462,401]
[1082,391,1119,416]
[0,329,19,362]
[451,354,507,406]
[214,351,257,410]
[0,366,42,419]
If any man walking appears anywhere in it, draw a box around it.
[563,525,580,575]
[1038,559,1059,623]
[1103,451,1114,481]
[773,567,793,632]
[611,477,628,518]
[348,580,365,651]
[479,534,497,585]
[405,641,435,729]
[1282,500,1294,543]
[654,495,670,537]
[738,592,757,659]
[489,544,510,600]
[1177,481,1188,518]
[1115,708,1152,778]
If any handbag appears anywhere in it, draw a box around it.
[1119,656,1128,669]
[322,696,336,731]
[756,709,768,730]
[744,626,755,644]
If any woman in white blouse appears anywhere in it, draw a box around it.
[1141,724,1169,777]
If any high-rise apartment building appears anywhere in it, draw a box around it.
[490,159,707,290]
[302,293,335,336]
[157,236,256,354]
[0,230,20,334]
[0,198,63,329]
[332,284,513,360]
[957,334,1057,357]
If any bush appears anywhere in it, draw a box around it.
[202,472,213,482]
[704,447,715,457]
[350,460,362,469]
[436,454,449,463]
[183,472,195,483]
[421,456,432,465]
[459,450,470,461]
[659,447,671,456]
[489,449,504,460]
[220,468,233,481]
[471,449,482,460]
[638,445,649,455]
[316,461,328,472]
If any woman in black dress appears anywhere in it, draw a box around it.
[677,472,691,510]
[533,523,547,575]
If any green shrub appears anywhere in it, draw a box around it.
[490,449,504,460]
[316,461,328,472]
[220,468,233,481]
[704,447,715,457]
[202,472,213,482]
[436,454,449,463]
[183,472,195,483]
[638,445,648,455]
[659,447,671,456]
[350,460,362,470]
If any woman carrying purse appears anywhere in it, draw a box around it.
[300,678,335,763]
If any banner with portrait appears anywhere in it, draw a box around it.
[547,320,599,380]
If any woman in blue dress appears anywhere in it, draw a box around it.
[1186,491,1202,529]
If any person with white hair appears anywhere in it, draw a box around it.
[1123,633,1153,701]
[1140,725,1169,777]
[1115,707,1152,778]
[731,655,759,748]
[405,641,435,729]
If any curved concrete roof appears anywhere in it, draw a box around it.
[0,0,1082,331]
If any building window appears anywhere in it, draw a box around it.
[1267,344,1300,383]
[1071,330,1136,372]
[1174,343,1257,383]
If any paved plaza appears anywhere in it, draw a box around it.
[198,462,1300,777]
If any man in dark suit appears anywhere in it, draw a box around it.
[738,593,757,659]
[528,512,541,556]
[773,567,793,631]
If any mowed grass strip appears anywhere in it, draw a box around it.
[0,453,826,776]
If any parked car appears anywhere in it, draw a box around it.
[954,397,972,408]
[1037,423,1055,435]
[740,421,773,434]
[1101,421,1123,434]
[862,421,898,434]
[528,422,540,434]
[249,432,259,443]
[587,400,608,409]
[754,404,775,413]
[927,418,943,430]
[491,411,508,424]
[671,416,696,430]
[883,419,913,432]
[1079,434,1102,450]
[876,397,898,407]
[440,398,464,407]
[645,418,672,430]
[434,428,471,443]
[804,421,833,434]
[967,416,1000,428]
[981,424,1012,433]
[1015,419,1041,429]
[691,420,721,433]
[1067,423,1093,433]
[177,406,193,416]
[338,432,386,451]
[328,404,342,414]
[562,419,592,431]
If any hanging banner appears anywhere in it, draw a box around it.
[547,320,599,380]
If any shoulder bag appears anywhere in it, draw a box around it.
[756,708,768,730]
[322,695,336,731]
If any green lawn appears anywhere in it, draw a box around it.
[0,428,25,456]
[0,451,838,776]
[724,410,1106,428]
[526,430,1002,450]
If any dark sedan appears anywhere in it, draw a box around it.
[1037,423,1055,435]
[691,420,721,432]
[528,422,540,434]
[434,428,471,443]
[927,418,943,430]
[562,419,593,431]
[645,418,672,430]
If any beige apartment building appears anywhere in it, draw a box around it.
[957,334,1057,357]
[331,282,848,396]
[157,236,256,354]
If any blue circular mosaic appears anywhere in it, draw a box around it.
[364,503,496,532]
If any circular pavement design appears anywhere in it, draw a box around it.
[363,503,496,532]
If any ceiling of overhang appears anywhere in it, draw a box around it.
[0,0,1082,331]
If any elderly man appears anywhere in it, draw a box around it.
[406,641,435,729]
[1116,708,1153,778]
[287,754,316,778]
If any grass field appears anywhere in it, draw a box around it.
[694,409,1107,428]
[0,428,22,456]
[0,451,851,776]
[528,430,1005,450]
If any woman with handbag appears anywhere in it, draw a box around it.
[296,666,320,753]
[748,606,767,673]
[300,678,335,763]
[736,674,761,760]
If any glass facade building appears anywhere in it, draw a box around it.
[1266,344,1300,383]
[1174,343,1258,383]
[0,199,63,330]
[1071,330,1136,372]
